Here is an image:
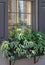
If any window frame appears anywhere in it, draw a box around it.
[8,0,36,31]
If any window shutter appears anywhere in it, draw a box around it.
[0,0,8,42]
[38,0,45,33]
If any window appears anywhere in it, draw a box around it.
[8,0,32,27]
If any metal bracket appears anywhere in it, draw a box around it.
[34,56,40,63]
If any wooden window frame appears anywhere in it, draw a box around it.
[8,0,38,31]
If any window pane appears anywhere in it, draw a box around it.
[24,14,31,25]
[17,13,32,25]
[19,0,31,13]
[19,0,24,13]
[19,13,24,22]
[26,1,31,13]
[8,0,32,26]
[12,0,15,12]
[8,13,12,25]
[8,0,12,12]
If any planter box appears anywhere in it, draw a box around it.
[0,52,45,65]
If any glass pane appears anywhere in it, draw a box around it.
[8,13,12,25]
[19,0,31,13]
[25,14,31,25]
[26,1,31,13]
[8,13,20,25]
[12,0,15,12]
[19,13,24,22]
[8,0,32,26]
[17,13,31,25]
[19,0,24,13]
[8,0,12,12]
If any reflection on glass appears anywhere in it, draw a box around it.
[19,1,24,13]
[8,0,32,25]
[19,0,32,25]
[19,1,24,22]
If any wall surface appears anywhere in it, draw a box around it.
[0,52,45,65]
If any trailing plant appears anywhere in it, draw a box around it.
[1,24,45,64]
[1,31,45,59]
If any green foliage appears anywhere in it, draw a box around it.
[24,27,31,41]
[1,24,45,61]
